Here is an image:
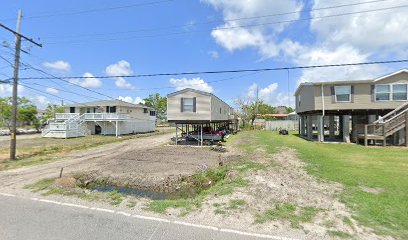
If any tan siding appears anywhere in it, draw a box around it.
[296,85,315,113]
[210,96,230,121]
[167,92,211,121]
[315,80,408,111]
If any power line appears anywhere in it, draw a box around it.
[40,0,392,40]
[18,59,408,80]
[1,0,175,22]
[20,63,117,100]
[43,3,408,45]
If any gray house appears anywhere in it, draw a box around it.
[167,88,237,145]
[295,69,408,146]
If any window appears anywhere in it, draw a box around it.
[375,84,391,101]
[150,111,156,116]
[298,95,301,107]
[143,108,148,113]
[106,106,116,113]
[182,98,194,112]
[70,107,75,113]
[335,86,351,102]
[392,84,408,101]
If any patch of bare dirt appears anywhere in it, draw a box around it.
[177,144,390,240]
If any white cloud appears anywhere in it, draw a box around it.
[70,72,102,88]
[169,77,214,93]
[31,95,49,107]
[203,0,303,57]
[208,50,220,59]
[105,60,135,90]
[118,96,145,104]
[310,0,408,54]
[46,87,59,95]
[0,84,24,95]
[247,83,291,107]
[42,60,71,73]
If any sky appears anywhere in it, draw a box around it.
[1,0,408,109]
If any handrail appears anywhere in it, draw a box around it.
[374,102,408,123]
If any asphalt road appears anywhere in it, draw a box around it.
[0,195,286,240]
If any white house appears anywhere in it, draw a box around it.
[42,100,156,138]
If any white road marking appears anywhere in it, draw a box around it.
[38,199,62,205]
[0,193,16,197]
[91,207,115,213]
[60,202,89,209]
[132,214,170,223]
[174,221,219,231]
[0,192,298,240]
[220,228,297,240]
[116,211,132,217]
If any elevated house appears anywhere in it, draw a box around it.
[167,88,237,145]
[42,100,156,138]
[295,69,408,146]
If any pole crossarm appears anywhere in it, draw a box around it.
[0,22,42,47]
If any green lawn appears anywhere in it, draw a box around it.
[236,131,408,239]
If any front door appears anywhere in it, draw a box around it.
[95,125,102,135]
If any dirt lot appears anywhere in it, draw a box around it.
[0,132,235,192]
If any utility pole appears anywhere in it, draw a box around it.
[9,10,22,160]
[0,10,42,160]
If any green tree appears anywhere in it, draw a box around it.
[41,104,64,124]
[0,97,39,130]
[143,93,167,120]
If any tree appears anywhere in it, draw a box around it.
[234,97,261,128]
[41,104,64,124]
[143,93,167,120]
[0,97,39,130]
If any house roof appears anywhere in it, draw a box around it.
[63,99,153,109]
[257,114,288,117]
[167,88,233,109]
[294,69,408,96]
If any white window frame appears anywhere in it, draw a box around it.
[334,86,352,103]
[182,98,194,112]
[375,83,408,101]
[392,84,408,101]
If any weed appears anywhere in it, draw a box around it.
[108,190,124,205]
[327,230,353,239]
[24,178,54,192]
[214,209,226,215]
[228,199,247,209]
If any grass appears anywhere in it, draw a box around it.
[108,191,124,205]
[327,230,353,239]
[228,199,246,209]
[0,135,134,170]
[255,202,320,228]
[23,178,55,192]
[239,131,408,238]
[0,131,166,171]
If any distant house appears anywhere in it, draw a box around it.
[294,69,408,146]
[42,100,156,138]
[167,88,237,144]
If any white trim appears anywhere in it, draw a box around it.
[334,85,352,103]
[375,83,408,102]
[374,69,408,82]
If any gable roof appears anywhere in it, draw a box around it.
[294,69,408,96]
[63,99,152,109]
[167,88,232,108]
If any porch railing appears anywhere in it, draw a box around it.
[55,113,130,120]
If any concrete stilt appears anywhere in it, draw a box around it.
[307,115,313,139]
[317,115,324,142]
[342,115,350,143]
[329,116,335,140]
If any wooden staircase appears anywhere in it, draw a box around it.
[360,102,408,146]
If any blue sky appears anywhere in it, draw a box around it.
[1,0,408,109]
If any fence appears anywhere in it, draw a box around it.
[265,120,298,131]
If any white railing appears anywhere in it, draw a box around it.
[55,113,130,121]
[55,113,79,120]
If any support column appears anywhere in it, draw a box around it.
[307,115,313,139]
[329,116,335,140]
[300,116,305,136]
[317,115,324,142]
[175,124,178,145]
[405,112,408,147]
[342,115,350,143]
[351,115,358,143]
[115,120,118,137]
[200,124,203,146]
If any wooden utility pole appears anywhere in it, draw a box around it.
[9,10,23,160]
[0,10,42,160]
